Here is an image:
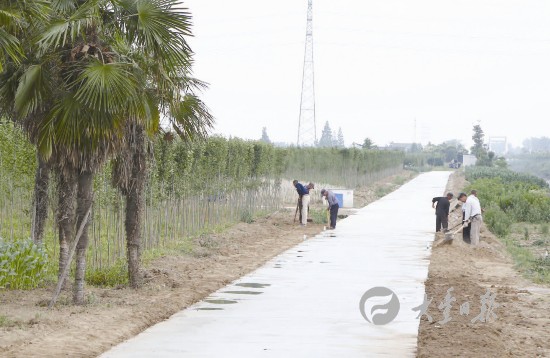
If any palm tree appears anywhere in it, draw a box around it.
[1,0,213,301]
[108,2,214,286]
[114,93,212,288]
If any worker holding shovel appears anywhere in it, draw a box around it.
[293,180,312,226]
[457,192,471,243]
[321,189,339,229]
[432,192,454,233]
[460,190,483,246]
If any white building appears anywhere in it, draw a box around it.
[462,154,477,166]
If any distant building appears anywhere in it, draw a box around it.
[488,137,507,156]
[463,154,477,166]
[384,142,415,152]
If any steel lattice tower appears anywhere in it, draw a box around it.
[297,0,316,147]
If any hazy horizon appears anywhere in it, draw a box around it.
[184,0,550,148]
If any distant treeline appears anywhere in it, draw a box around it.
[507,154,550,182]
[1,123,405,195]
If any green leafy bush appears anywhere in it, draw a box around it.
[0,238,49,289]
[483,206,513,237]
[466,168,550,224]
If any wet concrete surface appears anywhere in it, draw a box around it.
[100,172,451,357]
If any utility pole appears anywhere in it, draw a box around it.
[413,118,417,144]
[297,0,316,147]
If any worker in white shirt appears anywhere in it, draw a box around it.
[460,189,483,246]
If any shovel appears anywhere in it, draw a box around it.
[444,221,468,241]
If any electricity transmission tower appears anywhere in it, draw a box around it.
[297,0,316,147]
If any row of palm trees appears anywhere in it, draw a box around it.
[0,0,213,303]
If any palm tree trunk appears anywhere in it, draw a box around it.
[125,124,146,288]
[31,155,50,246]
[73,169,93,305]
[57,168,77,288]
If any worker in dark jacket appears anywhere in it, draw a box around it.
[432,192,453,232]
[293,180,310,226]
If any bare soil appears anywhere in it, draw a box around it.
[417,171,550,357]
[0,171,413,358]
[6,170,546,357]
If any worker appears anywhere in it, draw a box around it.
[458,192,471,243]
[463,190,483,246]
[432,192,454,232]
[457,192,471,244]
[321,189,339,229]
[293,180,310,226]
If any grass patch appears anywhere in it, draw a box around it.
[308,208,328,224]
[0,315,14,328]
[0,314,24,329]
[392,176,406,185]
[531,258,550,283]
[240,210,254,223]
[85,259,128,287]
[374,185,391,198]
[499,224,550,285]
[533,239,547,246]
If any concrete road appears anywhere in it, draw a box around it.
[100,171,451,357]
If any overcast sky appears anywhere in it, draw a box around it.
[184,0,550,148]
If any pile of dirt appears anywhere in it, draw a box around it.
[417,171,550,357]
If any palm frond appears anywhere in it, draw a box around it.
[170,94,214,141]
[73,60,139,115]
[36,0,99,51]
[0,66,23,116]
[0,28,24,71]
[38,92,124,163]
[14,1,51,23]
[51,0,77,14]
[0,8,22,28]
[14,64,49,118]
[125,0,194,67]
[141,92,160,135]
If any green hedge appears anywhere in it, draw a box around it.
[150,136,286,198]
[465,167,550,236]
[466,166,548,189]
